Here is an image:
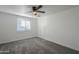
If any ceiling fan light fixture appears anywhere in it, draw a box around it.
[32,11,37,15]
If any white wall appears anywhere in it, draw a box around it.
[38,7,79,51]
[0,12,38,44]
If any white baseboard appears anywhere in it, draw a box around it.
[38,36,79,51]
[0,36,36,44]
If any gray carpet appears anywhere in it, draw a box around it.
[0,37,79,54]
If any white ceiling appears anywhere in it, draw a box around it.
[0,5,78,18]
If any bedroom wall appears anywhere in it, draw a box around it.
[0,12,38,44]
[38,7,79,51]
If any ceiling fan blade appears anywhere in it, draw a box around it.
[37,5,42,10]
[32,6,37,11]
[37,11,45,13]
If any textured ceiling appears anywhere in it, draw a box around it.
[0,5,78,18]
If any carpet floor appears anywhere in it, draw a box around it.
[0,37,79,54]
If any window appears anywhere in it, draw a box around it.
[25,21,31,30]
[17,18,31,32]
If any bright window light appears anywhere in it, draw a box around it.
[17,18,31,32]
[25,21,31,30]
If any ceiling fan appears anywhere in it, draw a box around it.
[28,5,45,16]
